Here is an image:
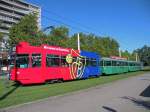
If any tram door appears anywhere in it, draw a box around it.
[45,54,61,80]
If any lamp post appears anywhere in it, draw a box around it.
[42,26,55,45]
[42,26,54,33]
[119,48,121,57]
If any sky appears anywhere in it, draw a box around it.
[26,0,150,52]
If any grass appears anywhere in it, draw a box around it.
[0,71,149,108]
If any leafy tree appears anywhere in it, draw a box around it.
[121,50,130,60]
[8,13,123,60]
[134,45,150,66]
[68,33,120,57]
[9,13,39,46]
[50,26,69,39]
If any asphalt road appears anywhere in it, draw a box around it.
[4,73,150,112]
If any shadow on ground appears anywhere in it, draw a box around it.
[121,96,150,110]
[102,106,117,112]
[0,83,20,101]
[140,85,150,97]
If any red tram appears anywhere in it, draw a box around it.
[10,42,80,84]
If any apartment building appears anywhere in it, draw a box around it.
[0,0,41,39]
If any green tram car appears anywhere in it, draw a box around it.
[101,57,142,75]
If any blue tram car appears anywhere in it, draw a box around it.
[80,51,102,78]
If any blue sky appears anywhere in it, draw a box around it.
[26,0,150,52]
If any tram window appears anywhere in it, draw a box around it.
[120,62,124,66]
[46,54,60,67]
[61,56,69,67]
[105,61,111,66]
[16,54,29,68]
[91,58,97,66]
[116,61,120,66]
[112,61,116,66]
[130,63,133,66]
[86,58,91,66]
[122,62,125,66]
[100,61,103,66]
[32,54,41,67]
[124,62,126,66]
[121,62,123,66]
[80,57,86,65]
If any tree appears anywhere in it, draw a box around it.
[50,26,69,39]
[48,26,69,47]
[134,45,150,66]
[9,13,40,46]
[8,13,121,58]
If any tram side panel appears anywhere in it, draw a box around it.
[80,51,102,78]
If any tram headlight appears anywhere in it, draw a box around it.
[17,72,20,75]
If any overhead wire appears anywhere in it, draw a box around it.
[29,0,104,35]
[41,15,90,34]
[28,0,130,51]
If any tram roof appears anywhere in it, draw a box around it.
[101,57,141,63]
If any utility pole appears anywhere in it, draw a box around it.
[135,53,138,62]
[77,33,80,53]
[119,48,121,57]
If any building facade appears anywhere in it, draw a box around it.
[0,0,41,40]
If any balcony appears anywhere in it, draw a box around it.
[13,7,29,15]
[0,28,9,34]
[0,15,18,23]
[0,3,12,10]
[1,23,12,28]
[0,10,22,19]
[1,0,29,10]
[0,4,29,15]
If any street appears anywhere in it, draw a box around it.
[4,73,150,112]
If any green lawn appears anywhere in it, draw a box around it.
[0,71,149,108]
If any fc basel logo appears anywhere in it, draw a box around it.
[67,50,86,79]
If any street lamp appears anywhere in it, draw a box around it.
[42,26,54,33]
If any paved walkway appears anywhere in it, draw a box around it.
[4,73,150,112]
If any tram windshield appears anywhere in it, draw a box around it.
[16,54,29,68]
